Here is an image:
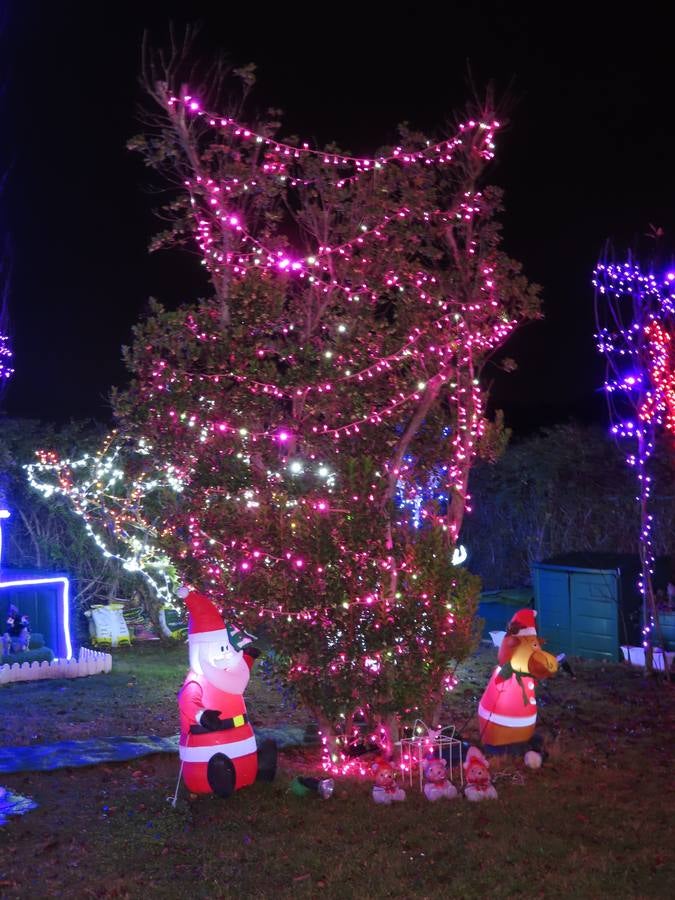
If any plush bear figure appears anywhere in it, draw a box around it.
[14,615,31,652]
[2,606,31,655]
[423,757,458,801]
[371,760,406,805]
[463,746,498,801]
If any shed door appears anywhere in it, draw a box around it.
[570,571,618,661]
[535,569,570,656]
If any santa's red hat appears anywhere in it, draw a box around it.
[508,608,538,637]
[183,590,229,645]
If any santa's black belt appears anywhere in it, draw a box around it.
[189,713,249,734]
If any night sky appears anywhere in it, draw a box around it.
[3,2,674,430]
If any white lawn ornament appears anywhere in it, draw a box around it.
[452,545,468,566]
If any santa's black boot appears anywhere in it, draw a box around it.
[207,753,236,798]
[256,739,278,783]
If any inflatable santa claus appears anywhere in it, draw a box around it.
[177,589,277,798]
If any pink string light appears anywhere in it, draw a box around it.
[169,94,499,170]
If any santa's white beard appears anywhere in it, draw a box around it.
[200,656,250,695]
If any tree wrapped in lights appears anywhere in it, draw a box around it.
[30,61,540,761]
[594,260,675,660]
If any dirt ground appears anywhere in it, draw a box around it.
[1,644,673,898]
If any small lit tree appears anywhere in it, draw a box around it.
[594,258,675,666]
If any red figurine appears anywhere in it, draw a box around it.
[463,746,498,801]
[371,759,406,805]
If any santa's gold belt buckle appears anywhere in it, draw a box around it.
[233,714,245,727]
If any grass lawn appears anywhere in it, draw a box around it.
[1,643,674,898]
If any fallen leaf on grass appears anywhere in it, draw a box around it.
[40,838,59,853]
[293,874,311,882]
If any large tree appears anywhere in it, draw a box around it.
[30,53,540,765]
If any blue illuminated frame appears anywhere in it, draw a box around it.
[0,508,73,660]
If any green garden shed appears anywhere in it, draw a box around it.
[531,553,671,662]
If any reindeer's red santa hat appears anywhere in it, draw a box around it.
[507,608,538,637]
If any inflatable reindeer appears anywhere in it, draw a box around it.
[478,608,558,750]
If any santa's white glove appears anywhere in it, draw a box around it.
[176,585,190,599]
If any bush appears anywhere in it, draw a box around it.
[462,423,675,589]
[1,646,54,665]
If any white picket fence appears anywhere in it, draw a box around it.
[621,645,675,672]
[0,646,113,685]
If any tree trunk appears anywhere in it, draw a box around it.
[137,581,175,643]
[155,607,174,639]
[382,713,400,757]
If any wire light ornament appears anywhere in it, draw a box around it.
[396,720,464,792]
[594,261,675,654]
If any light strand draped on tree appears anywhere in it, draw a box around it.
[28,65,541,766]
